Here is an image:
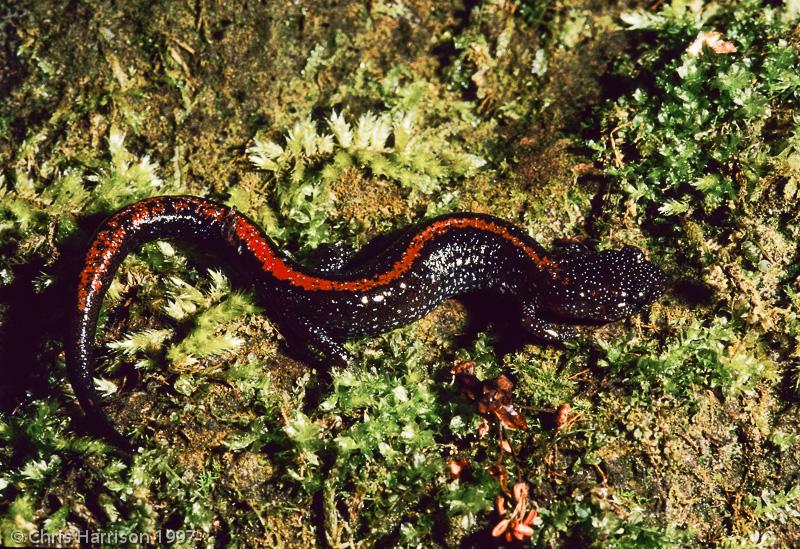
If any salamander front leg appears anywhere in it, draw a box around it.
[520,303,578,343]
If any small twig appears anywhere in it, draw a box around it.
[592,463,608,486]
[169,35,196,55]
[609,122,632,169]
[568,368,590,380]
[678,432,701,454]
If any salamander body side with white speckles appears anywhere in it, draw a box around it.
[66,195,666,445]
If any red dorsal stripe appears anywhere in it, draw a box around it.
[76,196,554,313]
[234,215,552,292]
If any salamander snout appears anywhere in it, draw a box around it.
[541,245,667,322]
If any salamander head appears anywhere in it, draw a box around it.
[539,245,666,322]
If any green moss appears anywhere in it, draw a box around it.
[1,0,800,546]
[247,94,486,248]
[599,316,778,403]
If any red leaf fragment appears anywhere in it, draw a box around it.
[449,458,468,479]
[491,519,511,537]
[513,522,535,538]
[496,404,528,430]
[523,508,538,526]
[513,482,529,503]
[496,495,506,515]
[555,402,571,429]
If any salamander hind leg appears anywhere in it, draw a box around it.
[284,322,354,368]
[520,302,578,343]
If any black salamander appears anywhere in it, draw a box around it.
[67,195,666,445]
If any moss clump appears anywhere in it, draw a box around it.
[2,0,800,546]
[246,98,486,249]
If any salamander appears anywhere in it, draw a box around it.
[66,195,666,445]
